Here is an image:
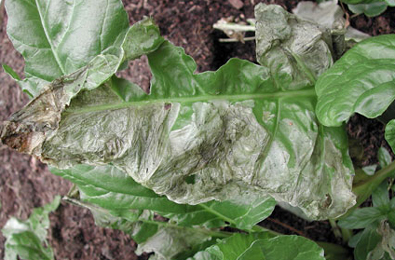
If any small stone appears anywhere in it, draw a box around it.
[228,0,244,10]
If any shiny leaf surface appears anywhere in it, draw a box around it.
[189,233,325,260]
[385,120,395,154]
[66,198,215,260]
[52,164,276,231]
[316,34,395,127]
[5,0,129,97]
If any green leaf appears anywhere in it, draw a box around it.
[372,181,390,208]
[2,196,60,260]
[338,207,385,229]
[189,233,325,260]
[348,2,388,17]
[5,0,129,97]
[65,197,216,260]
[354,224,382,260]
[51,164,276,231]
[349,231,364,248]
[2,64,21,81]
[385,120,395,154]
[379,147,393,168]
[316,34,395,127]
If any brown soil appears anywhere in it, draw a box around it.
[0,1,394,259]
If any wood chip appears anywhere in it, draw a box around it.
[228,0,244,10]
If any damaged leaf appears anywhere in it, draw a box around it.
[1,3,356,221]
[51,164,276,231]
[254,4,334,89]
[2,196,60,260]
[1,37,355,220]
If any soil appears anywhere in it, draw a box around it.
[0,1,394,259]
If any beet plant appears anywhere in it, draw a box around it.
[1,0,395,259]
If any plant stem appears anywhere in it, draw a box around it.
[329,219,343,239]
[329,219,352,243]
[213,23,255,32]
[346,160,395,217]
[219,36,255,42]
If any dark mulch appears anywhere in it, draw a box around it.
[0,1,394,259]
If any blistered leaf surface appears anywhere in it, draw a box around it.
[316,34,395,127]
[1,5,356,220]
[2,38,355,220]
[255,4,333,89]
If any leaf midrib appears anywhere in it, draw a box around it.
[65,88,316,115]
[35,0,66,75]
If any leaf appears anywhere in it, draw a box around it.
[189,233,325,260]
[347,2,388,17]
[316,34,395,127]
[379,147,393,168]
[255,4,334,89]
[372,181,390,208]
[292,1,370,47]
[1,3,356,219]
[51,164,276,231]
[338,207,385,229]
[375,221,395,259]
[1,38,356,219]
[0,18,163,156]
[5,0,129,97]
[3,64,21,81]
[2,28,356,221]
[2,196,60,260]
[386,120,395,154]
[354,224,382,260]
[65,197,215,260]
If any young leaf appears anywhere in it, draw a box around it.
[316,34,395,127]
[385,119,395,154]
[2,196,60,260]
[338,207,385,229]
[189,233,325,260]
[372,181,390,208]
[354,224,383,260]
[2,64,21,81]
[51,164,276,231]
